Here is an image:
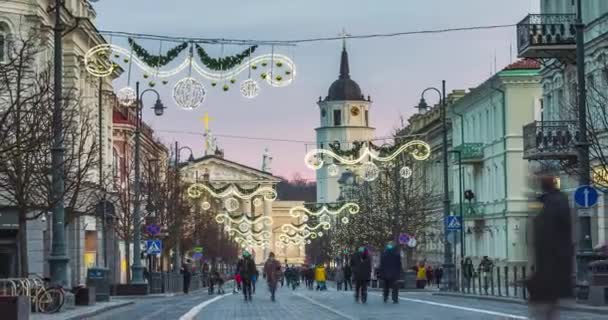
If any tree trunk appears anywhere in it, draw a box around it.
[125,239,131,283]
[18,211,28,277]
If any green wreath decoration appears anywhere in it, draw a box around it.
[328,141,364,158]
[195,44,258,71]
[128,38,188,68]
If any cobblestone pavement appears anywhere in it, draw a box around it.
[89,285,608,320]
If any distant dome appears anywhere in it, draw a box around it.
[325,47,365,101]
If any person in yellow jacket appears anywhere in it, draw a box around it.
[314,264,327,291]
[416,262,427,289]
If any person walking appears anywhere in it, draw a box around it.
[415,262,427,289]
[251,268,259,294]
[237,251,256,302]
[426,265,434,288]
[351,246,372,303]
[314,264,327,291]
[180,260,192,294]
[380,242,402,303]
[343,263,352,291]
[462,258,474,291]
[527,176,573,320]
[306,266,315,289]
[478,256,494,294]
[335,266,344,291]
[435,266,444,288]
[264,252,282,302]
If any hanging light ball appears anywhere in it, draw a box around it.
[201,201,211,211]
[224,198,240,212]
[172,77,206,110]
[341,217,349,224]
[306,240,312,245]
[361,162,380,181]
[253,198,263,208]
[327,164,340,177]
[240,78,260,99]
[318,231,324,237]
[400,166,413,179]
[302,215,309,222]
[239,222,250,232]
[117,87,136,106]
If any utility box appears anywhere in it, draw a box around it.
[86,268,110,302]
[588,260,608,306]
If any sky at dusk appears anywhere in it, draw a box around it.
[93,0,540,181]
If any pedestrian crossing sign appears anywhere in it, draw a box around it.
[445,216,462,231]
[146,240,162,255]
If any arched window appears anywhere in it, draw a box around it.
[0,22,9,63]
[112,148,120,178]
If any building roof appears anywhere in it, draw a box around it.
[503,58,541,71]
[179,155,282,182]
[325,47,365,101]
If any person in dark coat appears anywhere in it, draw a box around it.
[237,251,257,302]
[527,176,573,320]
[343,263,352,291]
[180,261,192,294]
[380,242,402,303]
[350,246,372,303]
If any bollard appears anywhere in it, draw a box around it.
[505,266,509,297]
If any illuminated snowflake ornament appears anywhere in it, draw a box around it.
[173,77,206,110]
[201,201,211,211]
[224,198,240,212]
[302,215,309,222]
[341,217,349,224]
[240,79,260,99]
[239,222,250,232]
[117,87,136,106]
[318,231,324,238]
[400,166,413,179]
[327,164,340,177]
[306,240,311,244]
[361,162,380,181]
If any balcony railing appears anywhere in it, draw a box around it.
[517,14,576,58]
[522,120,578,160]
[453,143,484,164]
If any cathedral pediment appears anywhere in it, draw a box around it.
[179,155,281,185]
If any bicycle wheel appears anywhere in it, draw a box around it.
[37,288,64,314]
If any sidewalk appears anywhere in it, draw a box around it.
[433,292,608,315]
[30,300,134,320]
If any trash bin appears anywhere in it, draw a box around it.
[86,268,110,302]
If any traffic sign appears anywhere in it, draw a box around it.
[145,240,162,255]
[192,252,203,260]
[398,233,410,245]
[146,224,161,237]
[445,216,462,231]
[193,246,203,253]
[574,185,599,208]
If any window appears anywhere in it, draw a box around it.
[112,148,120,178]
[333,109,342,126]
[0,23,8,63]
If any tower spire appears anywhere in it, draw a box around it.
[339,28,351,79]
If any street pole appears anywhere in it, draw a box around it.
[173,141,182,274]
[440,80,455,291]
[575,0,593,286]
[131,82,145,284]
[98,77,108,268]
[48,0,69,287]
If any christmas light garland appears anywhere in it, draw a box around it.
[215,213,273,227]
[128,38,188,68]
[289,202,360,218]
[187,183,277,201]
[305,140,431,170]
[195,44,257,71]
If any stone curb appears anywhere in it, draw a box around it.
[432,292,608,315]
[63,301,135,320]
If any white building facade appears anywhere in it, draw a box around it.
[450,61,542,268]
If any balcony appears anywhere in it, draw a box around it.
[522,121,578,160]
[453,143,484,164]
[517,14,576,59]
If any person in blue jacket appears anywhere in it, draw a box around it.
[379,242,402,303]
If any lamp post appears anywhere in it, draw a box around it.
[417,80,455,291]
[132,81,165,284]
[172,143,195,273]
[48,0,69,287]
[574,0,593,288]
[449,150,464,290]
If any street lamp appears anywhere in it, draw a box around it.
[171,143,195,274]
[417,80,455,291]
[131,81,164,284]
[449,150,465,263]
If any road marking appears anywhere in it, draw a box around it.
[179,293,231,320]
[294,292,357,320]
[369,293,528,319]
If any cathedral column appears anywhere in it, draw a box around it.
[263,188,273,260]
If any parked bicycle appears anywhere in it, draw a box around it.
[28,274,66,313]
